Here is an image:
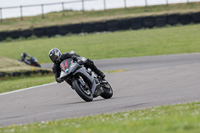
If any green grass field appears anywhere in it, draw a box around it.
[1,24,200,63]
[1,102,200,133]
[0,3,200,132]
[1,2,200,31]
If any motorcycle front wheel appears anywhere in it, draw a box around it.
[72,79,93,102]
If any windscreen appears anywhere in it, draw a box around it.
[60,59,72,72]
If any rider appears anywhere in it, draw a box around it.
[20,52,33,65]
[48,48,105,83]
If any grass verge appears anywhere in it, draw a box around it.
[0,56,42,72]
[0,75,55,94]
[1,2,200,31]
[1,102,200,133]
[1,24,200,63]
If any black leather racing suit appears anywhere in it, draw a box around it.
[20,52,32,65]
[52,52,105,83]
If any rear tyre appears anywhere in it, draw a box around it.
[101,81,113,99]
[35,62,41,67]
[72,79,93,102]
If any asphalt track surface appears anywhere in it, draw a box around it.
[1,53,200,127]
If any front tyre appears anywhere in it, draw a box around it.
[101,81,113,99]
[72,79,93,102]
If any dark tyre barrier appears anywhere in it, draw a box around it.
[192,12,200,23]
[0,72,6,78]
[40,70,46,75]
[21,29,33,38]
[155,15,167,27]
[106,20,119,31]
[15,72,22,76]
[46,26,59,37]
[83,23,95,33]
[0,70,52,78]
[69,24,83,34]
[39,70,51,75]
[32,70,38,74]
[131,17,143,30]
[58,25,70,35]
[33,27,46,37]
[2,12,200,40]
[23,71,31,76]
[8,72,21,77]
[0,32,8,41]
[94,22,106,32]
[118,19,131,30]
[44,70,51,74]
[167,14,180,25]
[179,14,192,25]
[9,30,21,39]
[143,16,155,28]
[8,72,15,77]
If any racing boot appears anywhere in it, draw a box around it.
[85,59,105,79]
[94,68,108,84]
[96,69,105,79]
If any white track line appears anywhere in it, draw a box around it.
[0,82,57,96]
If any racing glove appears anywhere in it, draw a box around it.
[72,56,78,62]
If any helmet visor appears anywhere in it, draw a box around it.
[50,55,58,63]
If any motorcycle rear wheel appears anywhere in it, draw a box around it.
[72,79,93,102]
[34,62,41,67]
[101,81,113,99]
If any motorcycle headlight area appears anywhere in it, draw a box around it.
[65,68,69,72]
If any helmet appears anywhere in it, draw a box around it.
[49,48,61,63]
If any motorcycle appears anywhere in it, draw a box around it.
[57,56,113,102]
[18,56,41,67]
